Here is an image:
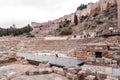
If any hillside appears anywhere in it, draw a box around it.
[0,0,120,80]
[73,3,118,35]
[30,0,118,37]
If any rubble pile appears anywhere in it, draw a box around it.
[0,52,16,66]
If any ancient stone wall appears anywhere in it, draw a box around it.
[54,0,117,24]
[31,0,117,29]
[100,0,116,11]
[116,0,120,29]
[31,22,41,28]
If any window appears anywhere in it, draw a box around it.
[95,52,102,58]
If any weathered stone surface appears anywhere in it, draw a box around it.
[56,68,64,76]
[105,75,119,80]
[0,53,16,64]
[39,67,53,74]
[0,64,69,80]
[52,66,59,72]
[110,64,117,67]
[78,70,86,75]
[0,77,8,80]
[96,58,104,63]
[25,68,39,75]
[116,0,120,29]
[112,60,117,64]
[52,67,65,76]
[11,73,69,80]
[74,66,82,72]
[66,73,78,80]
[104,58,112,64]
[0,64,38,79]
[7,72,17,78]
[87,57,96,62]
[21,59,29,65]
[96,72,107,80]
[39,62,50,68]
[67,67,78,74]
[85,75,95,80]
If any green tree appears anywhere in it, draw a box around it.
[77,4,87,10]
[74,14,78,25]
[0,24,33,36]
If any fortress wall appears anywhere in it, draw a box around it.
[31,0,117,28]
[116,0,120,29]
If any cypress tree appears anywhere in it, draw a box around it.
[74,14,78,25]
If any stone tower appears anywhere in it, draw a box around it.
[116,0,120,29]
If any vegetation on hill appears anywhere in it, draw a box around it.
[55,19,73,36]
[30,2,118,37]
[77,3,118,32]
[77,4,87,10]
[80,15,88,23]
[0,24,33,36]
[103,3,117,19]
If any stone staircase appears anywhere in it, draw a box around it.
[18,37,109,54]
[21,38,100,53]
[19,40,82,54]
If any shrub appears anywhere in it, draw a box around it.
[59,25,62,28]
[58,19,71,28]
[65,19,71,25]
[103,3,117,19]
[80,15,88,23]
[56,28,61,32]
[56,19,72,35]
[96,20,104,24]
[103,9,110,17]
[93,13,99,17]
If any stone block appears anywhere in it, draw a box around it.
[105,67,112,74]
[106,76,119,80]
[6,71,19,79]
[104,58,112,64]
[78,70,86,75]
[113,68,120,76]
[39,63,50,68]
[96,58,103,63]
[66,73,78,80]
[110,64,117,67]
[112,60,117,64]
[67,67,78,74]
[85,75,95,80]
[74,66,82,72]
[96,72,107,80]
[87,57,96,62]
[52,67,65,76]
[39,68,53,74]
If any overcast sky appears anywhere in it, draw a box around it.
[0,0,98,28]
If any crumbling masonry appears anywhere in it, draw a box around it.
[117,0,120,29]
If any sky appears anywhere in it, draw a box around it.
[0,0,98,28]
